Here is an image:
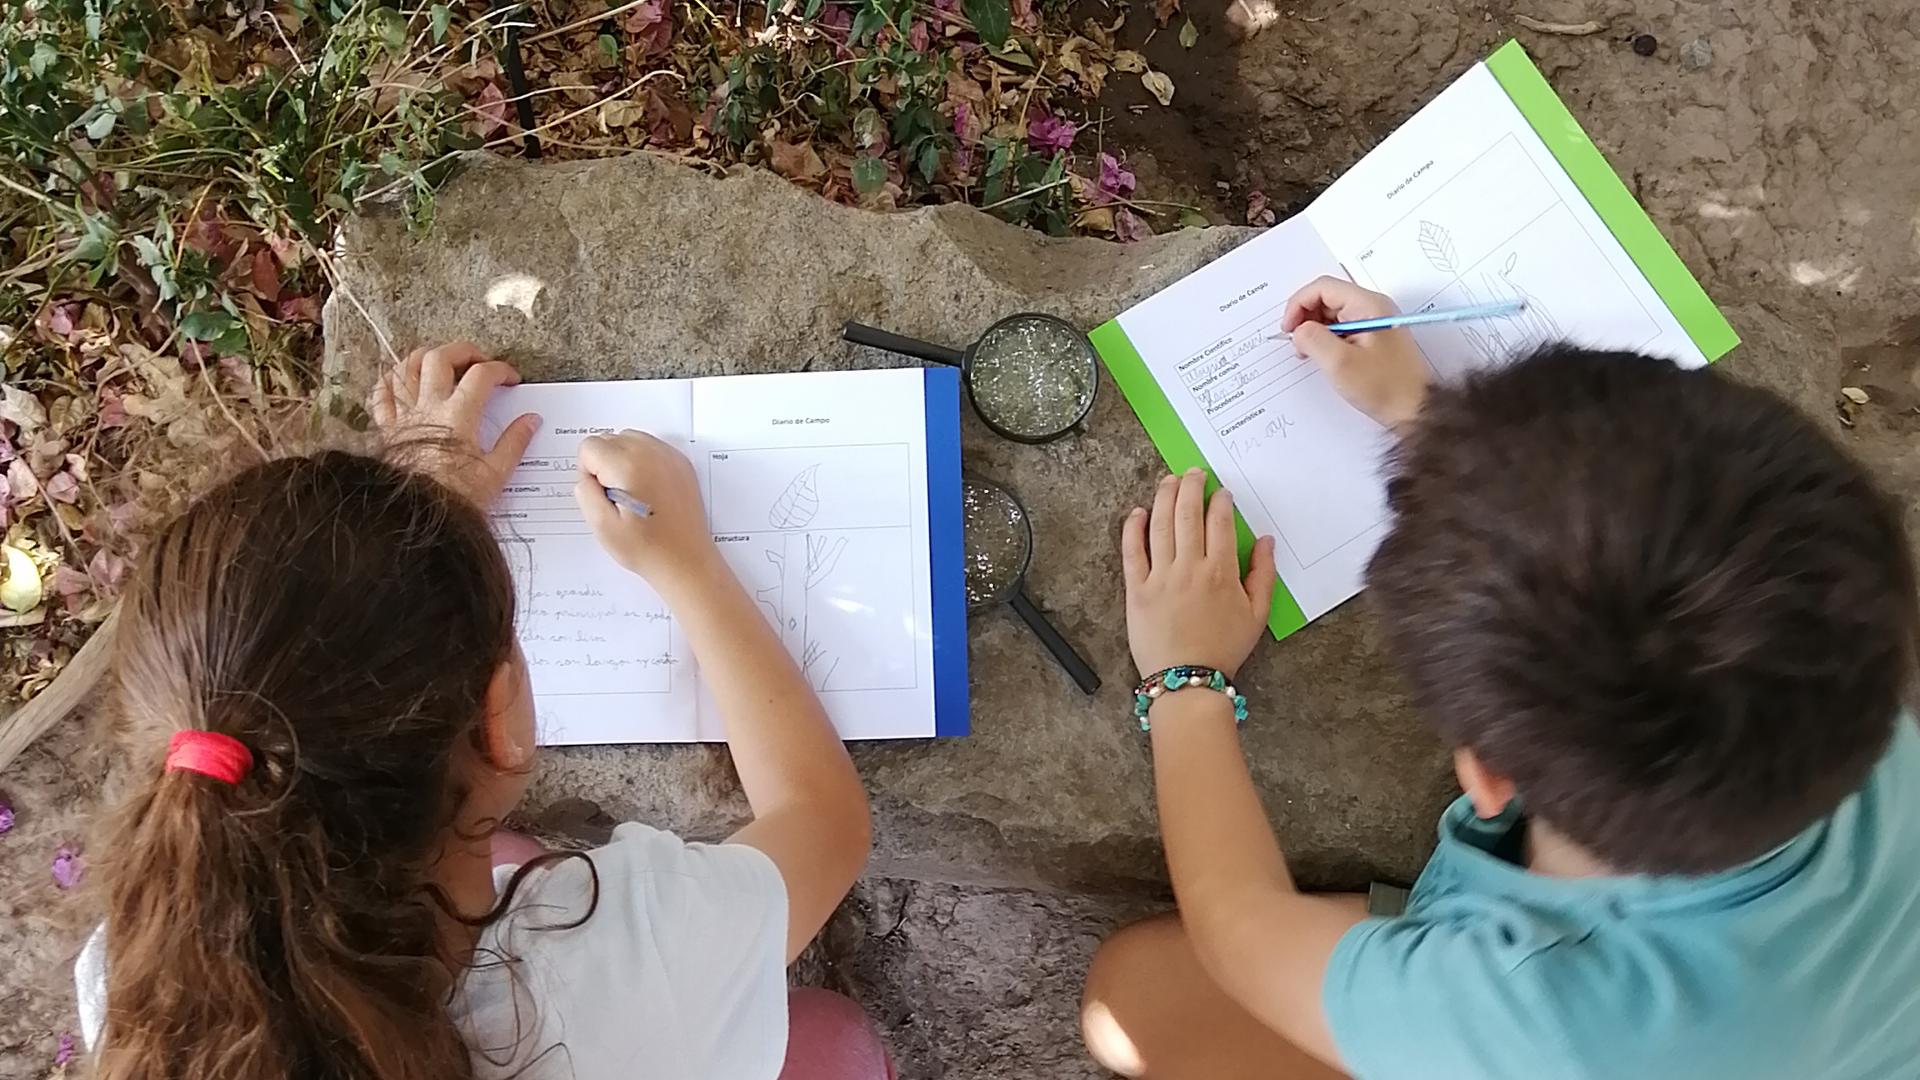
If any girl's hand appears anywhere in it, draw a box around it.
[1282,276,1430,430]
[1122,469,1277,678]
[574,431,722,598]
[372,342,539,506]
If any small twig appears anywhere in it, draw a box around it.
[980,176,1070,211]
[521,0,656,44]
[191,343,271,461]
[1098,194,1164,219]
[0,174,67,213]
[1513,14,1607,35]
[312,244,402,368]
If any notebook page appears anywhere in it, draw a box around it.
[481,381,699,745]
[1102,215,1393,623]
[690,368,938,741]
[1305,62,1707,376]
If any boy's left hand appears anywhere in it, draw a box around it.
[372,341,539,506]
[1122,469,1277,679]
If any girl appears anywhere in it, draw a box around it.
[76,344,892,1080]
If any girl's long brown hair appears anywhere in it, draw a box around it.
[91,449,520,1080]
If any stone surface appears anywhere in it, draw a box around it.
[325,150,1460,897]
[815,878,1159,1080]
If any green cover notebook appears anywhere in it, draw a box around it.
[1092,41,1736,640]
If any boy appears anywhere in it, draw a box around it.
[1082,278,1920,1079]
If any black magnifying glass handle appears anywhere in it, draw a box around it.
[843,321,967,367]
[1008,588,1102,695]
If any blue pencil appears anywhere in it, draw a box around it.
[603,487,652,517]
[1326,300,1527,336]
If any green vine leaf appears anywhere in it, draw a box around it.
[851,156,887,195]
[964,0,1012,48]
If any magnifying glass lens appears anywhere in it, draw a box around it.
[968,315,1097,441]
[962,479,1031,606]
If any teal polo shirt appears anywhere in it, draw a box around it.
[1324,715,1920,1080]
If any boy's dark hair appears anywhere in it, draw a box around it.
[1369,345,1918,875]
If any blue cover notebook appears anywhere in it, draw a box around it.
[483,367,969,744]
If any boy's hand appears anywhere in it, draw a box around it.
[372,342,539,506]
[1283,276,1430,429]
[1122,469,1277,678]
[574,431,722,597]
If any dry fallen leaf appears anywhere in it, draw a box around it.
[599,99,647,132]
[1075,206,1116,233]
[769,139,827,182]
[1840,386,1870,405]
[1112,49,1148,74]
[1141,69,1175,106]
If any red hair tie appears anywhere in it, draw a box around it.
[165,730,253,785]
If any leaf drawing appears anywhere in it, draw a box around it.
[1502,251,1519,276]
[1417,221,1459,275]
[768,464,822,529]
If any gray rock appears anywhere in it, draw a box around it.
[325,151,1457,896]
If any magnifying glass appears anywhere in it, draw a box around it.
[963,476,1101,694]
[844,313,1100,444]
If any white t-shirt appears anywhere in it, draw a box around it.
[77,823,791,1080]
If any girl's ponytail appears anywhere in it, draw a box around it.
[90,450,517,1080]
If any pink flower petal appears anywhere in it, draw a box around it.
[1027,111,1076,154]
[277,295,321,323]
[55,1032,76,1066]
[0,796,14,835]
[1094,152,1137,205]
[48,303,78,338]
[625,0,665,31]
[52,845,84,889]
[97,387,130,430]
[52,565,91,599]
[469,81,508,139]
[1114,207,1153,243]
[265,231,301,268]
[89,549,129,592]
[44,469,80,505]
[8,458,39,501]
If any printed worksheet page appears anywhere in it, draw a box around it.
[690,369,941,741]
[1306,62,1708,377]
[1103,215,1396,622]
[483,367,964,745]
[483,381,700,745]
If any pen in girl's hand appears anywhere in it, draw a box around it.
[603,487,652,518]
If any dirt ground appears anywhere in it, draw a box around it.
[4,1,1918,1076]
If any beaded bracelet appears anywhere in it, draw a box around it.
[1133,665,1248,732]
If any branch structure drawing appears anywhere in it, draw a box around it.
[1411,221,1565,365]
[756,464,848,690]
[1454,250,1564,364]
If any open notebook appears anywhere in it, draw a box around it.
[481,367,968,744]
[1093,41,1738,639]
